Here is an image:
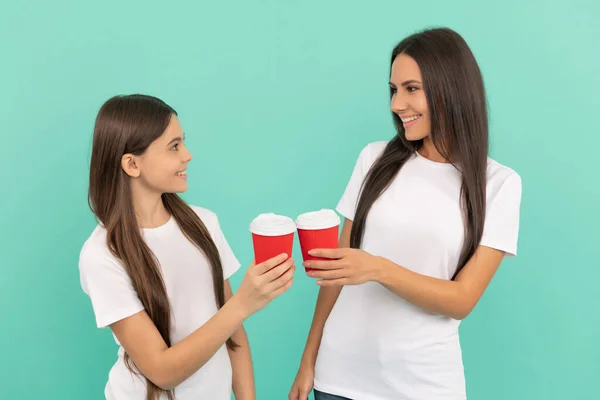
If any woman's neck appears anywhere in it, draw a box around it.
[418,137,449,163]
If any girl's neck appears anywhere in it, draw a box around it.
[131,183,170,229]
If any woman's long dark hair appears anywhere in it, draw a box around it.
[351,28,488,279]
[88,94,237,400]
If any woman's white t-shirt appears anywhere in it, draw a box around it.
[79,206,241,400]
[314,142,522,400]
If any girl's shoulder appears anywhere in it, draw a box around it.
[78,224,124,285]
[188,205,220,231]
[79,224,112,263]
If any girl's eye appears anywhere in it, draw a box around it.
[407,86,418,93]
[171,143,179,151]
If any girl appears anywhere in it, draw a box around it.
[289,27,522,400]
[79,94,295,400]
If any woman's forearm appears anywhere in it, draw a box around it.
[300,286,342,367]
[373,257,471,320]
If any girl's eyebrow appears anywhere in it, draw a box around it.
[167,136,183,146]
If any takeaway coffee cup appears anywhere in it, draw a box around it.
[249,213,296,265]
[295,209,341,272]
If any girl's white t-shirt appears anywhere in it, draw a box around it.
[79,206,241,400]
[314,141,522,400]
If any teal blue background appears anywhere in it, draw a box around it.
[1,0,599,398]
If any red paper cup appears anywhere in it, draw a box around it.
[295,209,341,273]
[251,232,294,265]
[249,213,297,266]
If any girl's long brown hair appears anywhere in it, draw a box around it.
[88,94,237,400]
[351,27,489,280]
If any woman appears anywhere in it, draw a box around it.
[289,27,522,400]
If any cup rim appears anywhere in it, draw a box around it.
[249,213,297,236]
[296,220,340,230]
[295,209,341,230]
[251,229,296,237]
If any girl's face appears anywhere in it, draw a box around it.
[389,53,431,141]
[123,115,192,195]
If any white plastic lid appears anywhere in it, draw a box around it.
[249,213,297,236]
[295,209,341,230]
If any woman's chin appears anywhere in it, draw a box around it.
[405,131,429,141]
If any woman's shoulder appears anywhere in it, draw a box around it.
[486,157,522,195]
[351,141,389,169]
[360,141,389,159]
[486,157,521,183]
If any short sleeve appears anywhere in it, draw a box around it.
[336,143,382,220]
[212,216,241,280]
[480,172,523,257]
[79,244,144,328]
